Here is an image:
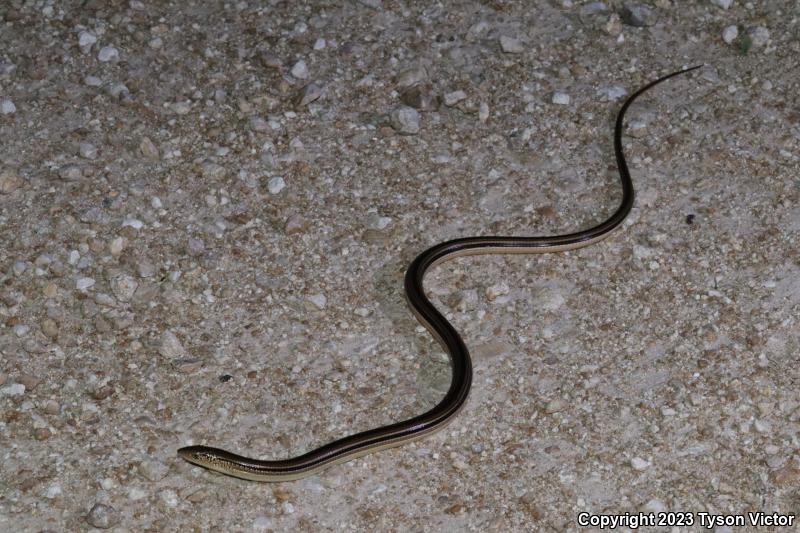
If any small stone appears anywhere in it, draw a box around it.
[34,428,51,441]
[722,25,738,44]
[109,236,127,256]
[259,52,283,69]
[400,86,439,111]
[41,319,59,338]
[631,457,651,470]
[201,162,226,180]
[267,176,286,194]
[747,26,770,48]
[313,38,326,50]
[44,400,60,415]
[160,489,179,507]
[12,260,28,275]
[78,31,98,49]
[478,102,489,122]
[187,237,205,256]
[0,168,23,194]
[171,101,191,115]
[253,516,273,532]
[45,482,62,499]
[111,274,138,302]
[597,85,628,101]
[603,14,623,36]
[620,3,656,27]
[18,374,39,390]
[770,465,800,486]
[13,324,29,337]
[390,106,420,135]
[443,90,467,106]
[149,37,163,49]
[544,398,566,414]
[308,293,327,309]
[291,59,309,79]
[85,75,102,86]
[76,277,96,291]
[1,99,16,115]
[138,459,169,481]
[485,282,509,301]
[293,83,322,107]
[642,498,666,513]
[396,66,427,89]
[122,218,144,230]
[552,92,570,105]
[499,35,524,53]
[97,45,119,62]
[58,165,83,181]
[710,0,733,8]
[250,116,270,132]
[79,142,97,160]
[139,137,159,159]
[136,259,156,278]
[284,214,308,235]
[158,330,185,358]
[1,383,25,396]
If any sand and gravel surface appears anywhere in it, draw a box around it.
[1,0,799,531]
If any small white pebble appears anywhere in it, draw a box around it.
[68,250,80,265]
[76,277,96,291]
[128,487,147,500]
[282,502,295,514]
[45,482,62,499]
[499,35,524,53]
[1,99,16,115]
[84,75,102,87]
[122,218,144,230]
[253,516,273,532]
[444,90,467,106]
[78,30,97,48]
[631,457,650,470]
[159,489,179,508]
[1,383,26,396]
[308,293,327,309]
[151,196,163,209]
[13,324,30,337]
[722,25,738,44]
[97,45,119,62]
[291,60,309,79]
[268,176,286,194]
[710,0,733,8]
[552,92,570,105]
[313,38,326,50]
[79,142,98,160]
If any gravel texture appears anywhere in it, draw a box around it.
[1,1,799,531]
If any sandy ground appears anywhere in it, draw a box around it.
[1,0,799,531]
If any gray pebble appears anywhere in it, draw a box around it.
[111,274,139,302]
[390,106,420,135]
[76,277,96,291]
[187,237,205,256]
[84,75,102,87]
[78,31,97,51]
[13,260,28,276]
[139,137,159,159]
[138,459,169,481]
[97,46,119,62]
[250,116,270,132]
[79,142,97,160]
[552,92,570,105]
[291,59,309,79]
[158,330,185,358]
[86,503,119,529]
[268,176,286,194]
[58,165,83,181]
[293,83,322,107]
[444,90,467,107]
[1,99,16,115]
[620,3,656,27]
[747,26,770,48]
[499,35,524,54]
[597,85,628,101]
[722,25,738,44]
[396,66,427,89]
[710,0,733,8]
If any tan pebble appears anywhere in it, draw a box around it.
[0,168,23,194]
[44,400,60,415]
[34,427,51,440]
[18,374,41,390]
[771,465,800,486]
[110,236,127,256]
[41,318,59,338]
[42,283,58,298]
[139,136,160,159]
[272,487,293,502]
